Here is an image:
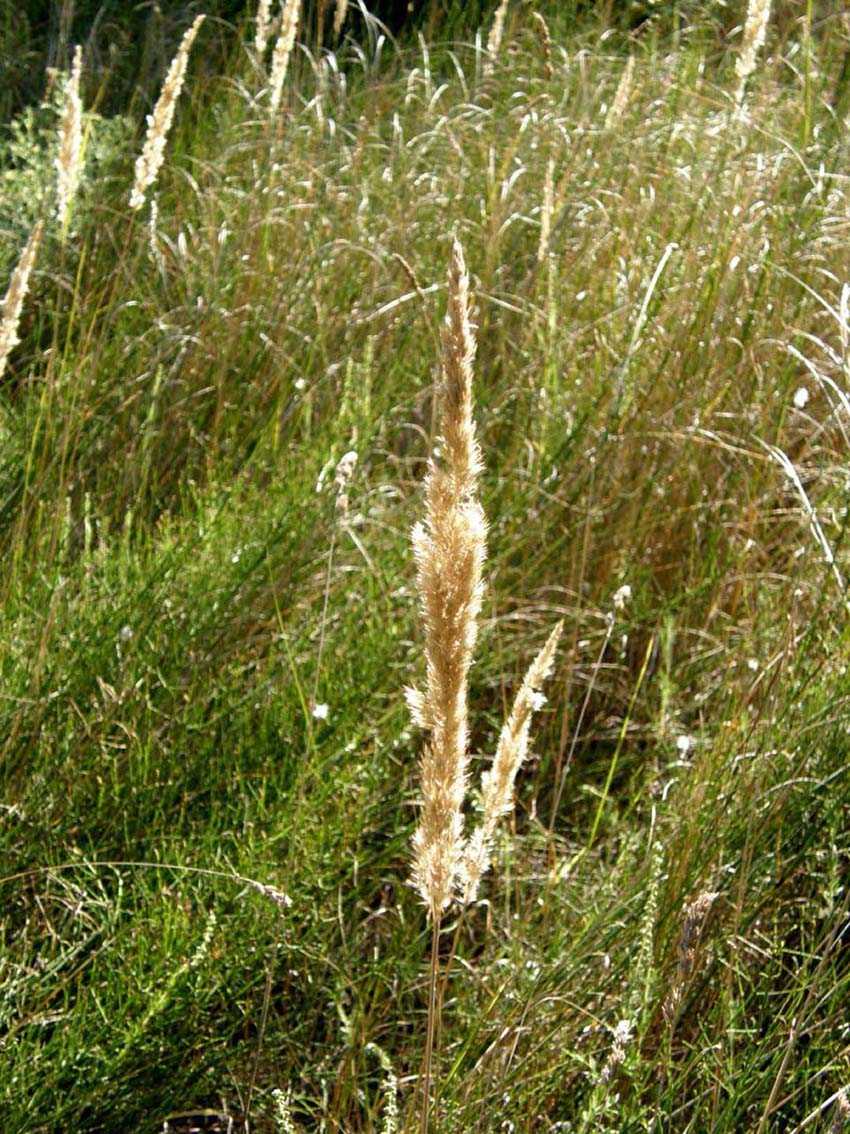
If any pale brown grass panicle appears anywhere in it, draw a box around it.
[663,891,719,1028]
[333,0,349,39]
[254,0,273,59]
[0,221,44,382]
[411,238,487,920]
[484,0,510,77]
[268,0,302,114]
[129,14,205,211]
[532,11,553,82]
[462,620,563,904]
[56,44,83,232]
[735,0,772,103]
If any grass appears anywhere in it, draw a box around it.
[1,2,850,1132]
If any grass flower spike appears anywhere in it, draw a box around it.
[56,45,83,233]
[462,620,563,903]
[129,14,205,211]
[735,0,772,103]
[255,0,273,59]
[410,238,486,921]
[268,0,302,114]
[0,221,44,382]
[333,0,349,39]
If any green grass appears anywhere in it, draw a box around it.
[2,4,850,1132]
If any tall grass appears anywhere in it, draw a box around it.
[1,3,850,1132]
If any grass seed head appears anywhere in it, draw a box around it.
[56,44,83,232]
[333,0,349,39]
[735,0,772,103]
[461,621,562,904]
[255,0,273,58]
[129,14,205,211]
[268,0,302,114]
[411,239,487,920]
[0,221,44,382]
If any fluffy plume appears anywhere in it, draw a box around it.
[56,45,83,232]
[461,621,563,903]
[255,0,273,58]
[268,0,302,114]
[411,238,486,920]
[129,15,205,211]
[735,0,772,103]
[484,0,510,77]
[333,0,349,39]
[0,222,44,382]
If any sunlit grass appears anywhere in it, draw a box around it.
[1,4,850,1132]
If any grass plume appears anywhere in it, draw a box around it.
[55,44,83,236]
[410,238,486,922]
[735,0,772,103]
[268,0,302,114]
[0,221,43,382]
[129,14,205,211]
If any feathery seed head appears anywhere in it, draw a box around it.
[0,221,44,382]
[461,621,562,903]
[268,0,302,114]
[735,0,772,103]
[411,239,487,920]
[129,14,205,211]
[485,0,510,76]
[255,0,273,58]
[56,45,83,232]
[333,0,349,39]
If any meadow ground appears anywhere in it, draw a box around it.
[1,2,849,1132]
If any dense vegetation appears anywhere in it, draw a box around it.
[1,2,849,1132]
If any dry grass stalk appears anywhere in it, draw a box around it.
[735,0,772,103]
[537,155,554,265]
[663,891,719,1028]
[255,0,273,58]
[333,0,348,39]
[461,620,563,903]
[268,0,302,114]
[129,14,205,211]
[56,44,83,232]
[484,0,510,77]
[532,11,553,81]
[410,237,486,921]
[0,221,44,382]
[605,54,635,129]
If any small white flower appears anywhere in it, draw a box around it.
[793,386,810,409]
[676,734,695,756]
[612,584,632,612]
[312,702,329,721]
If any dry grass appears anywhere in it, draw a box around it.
[2,6,850,1133]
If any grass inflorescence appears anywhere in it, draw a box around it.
[1,3,850,1133]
